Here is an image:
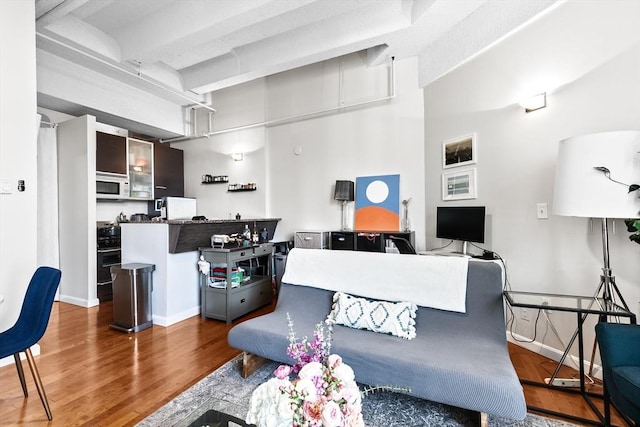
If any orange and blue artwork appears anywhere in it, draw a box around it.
[354,174,400,231]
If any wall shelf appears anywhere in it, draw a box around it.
[201,175,228,184]
[228,183,257,192]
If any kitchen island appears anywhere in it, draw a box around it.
[120,218,280,326]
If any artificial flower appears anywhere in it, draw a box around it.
[274,364,292,380]
[246,315,364,427]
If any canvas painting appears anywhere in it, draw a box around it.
[354,174,400,231]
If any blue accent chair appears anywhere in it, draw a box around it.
[595,322,640,426]
[0,266,61,421]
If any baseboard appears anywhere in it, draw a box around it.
[58,294,100,308]
[0,344,40,368]
[152,306,201,327]
[507,332,602,380]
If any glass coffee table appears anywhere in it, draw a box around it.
[504,290,636,426]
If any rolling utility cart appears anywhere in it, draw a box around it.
[199,244,273,324]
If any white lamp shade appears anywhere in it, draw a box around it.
[552,130,640,218]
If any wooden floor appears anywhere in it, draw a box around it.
[0,300,626,427]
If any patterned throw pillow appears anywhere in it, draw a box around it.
[327,291,417,340]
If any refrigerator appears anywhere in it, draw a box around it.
[161,197,197,220]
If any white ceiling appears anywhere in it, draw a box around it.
[35,0,559,135]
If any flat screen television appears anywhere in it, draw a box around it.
[436,206,485,255]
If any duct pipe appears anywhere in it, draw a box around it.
[159,57,396,143]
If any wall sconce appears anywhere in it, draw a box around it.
[519,93,546,113]
[231,153,243,161]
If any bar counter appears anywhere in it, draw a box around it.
[120,218,281,253]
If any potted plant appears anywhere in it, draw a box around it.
[625,218,640,244]
[594,167,639,245]
[626,184,639,245]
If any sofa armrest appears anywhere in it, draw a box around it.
[596,322,640,368]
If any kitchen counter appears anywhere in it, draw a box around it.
[119,218,280,327]
[121,218,281,253]
[120,218,280,225]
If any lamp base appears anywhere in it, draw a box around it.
[340,201,351,231]
[549,218,630,384]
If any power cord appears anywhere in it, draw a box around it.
[466,242,542,343]
[475,243,597,386]
[506,305,543,343]
[467,242,510,291]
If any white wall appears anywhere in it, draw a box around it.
[56,116,99,307]
[0,1,38,332]
[175,78,268,221]
[267,55,424,245]
[423,0,640,361]
[178,55,425,248]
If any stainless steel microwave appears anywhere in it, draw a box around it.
[96,174,129,199]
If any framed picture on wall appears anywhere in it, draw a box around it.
[443,133,477,169]
[442,168,477,201]
[354,174,400,231]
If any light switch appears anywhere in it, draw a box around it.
[536,203,548,219]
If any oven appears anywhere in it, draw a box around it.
[97,223,121,302]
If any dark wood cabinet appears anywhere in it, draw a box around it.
[96,132,127,175]
[153,143,184,198]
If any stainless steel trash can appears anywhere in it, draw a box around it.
[110,263,155,333]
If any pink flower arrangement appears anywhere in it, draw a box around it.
[246,315,364,427]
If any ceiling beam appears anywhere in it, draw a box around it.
[36,0,91,28]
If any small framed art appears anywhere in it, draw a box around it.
[442,168,477,201]
[443,133,476,169]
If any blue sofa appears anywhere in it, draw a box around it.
[228,250,527,422]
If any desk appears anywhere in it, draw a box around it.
[504,291,636,426]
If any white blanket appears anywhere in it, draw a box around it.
[281,248,469,313]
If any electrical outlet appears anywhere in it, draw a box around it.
[521,308,530,321]
[541,299,550,314]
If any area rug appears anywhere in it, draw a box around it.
[137,355,577,427]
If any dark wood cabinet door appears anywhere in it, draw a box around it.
[96,132,127,175]
[154,143,184,197]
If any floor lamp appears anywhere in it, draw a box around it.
[552,130,640,374]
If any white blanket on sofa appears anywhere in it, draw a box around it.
[281,248,469,313]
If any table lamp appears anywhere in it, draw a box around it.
[334,180,355,231]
